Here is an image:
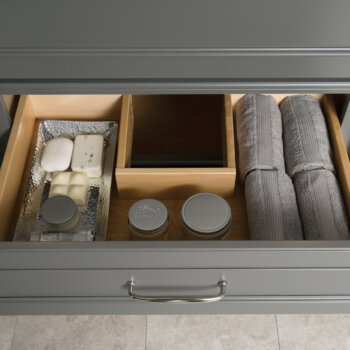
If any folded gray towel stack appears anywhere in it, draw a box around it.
[245,170,304,240]
[294,170,350,240]
[280,95,349,240]
[236,94,285,182]
[236,94,303,240]
[280,95,335,178]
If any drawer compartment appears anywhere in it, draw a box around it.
[0,94,349,242]
[115,94,235,199]
[0,95,123,241]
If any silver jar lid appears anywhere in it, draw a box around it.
[128,199,168,233]
[41,195,79,229]
[181,193,231,236]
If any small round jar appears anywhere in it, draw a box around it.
[181,193,232,240]
[128,199,169,240]
[41,195,80,232]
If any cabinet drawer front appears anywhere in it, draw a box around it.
[2,268,350,298]
[2,2,350,94]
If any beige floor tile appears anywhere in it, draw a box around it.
[277,314,350,350]
[11,315,146,350]
[146,315,279,350]
[0,316,16,350]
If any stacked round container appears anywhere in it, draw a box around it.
[181,193,232,240]
[128,199,169,240]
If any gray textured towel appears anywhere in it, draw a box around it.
[236,94,285,182]
[294,170,350,240]
[280,95,335,178]
[245,170,303,240]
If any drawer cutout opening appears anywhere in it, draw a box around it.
[0,94,349,242]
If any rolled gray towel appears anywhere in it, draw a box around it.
[245,170,303,240]
[236,94,285,182]
[294,170,350,240]
[280,95,335,178]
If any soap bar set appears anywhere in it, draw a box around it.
[39,134,105,232]
[41,134,104,177]
[49,171,89,206]
[40,134,104,209]
[236,94,349,240]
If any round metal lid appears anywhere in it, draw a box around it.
[41,195,78,226]
[128,199,168,232]
[181,193,231,234]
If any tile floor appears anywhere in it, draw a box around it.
[0,314,350,350]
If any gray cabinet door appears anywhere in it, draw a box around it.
[1,0,350,93]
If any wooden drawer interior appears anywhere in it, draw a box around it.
[0,94,349,242]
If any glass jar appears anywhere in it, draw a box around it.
[128,199,169,240]
[41,195,80,232]
[181,193,231,240]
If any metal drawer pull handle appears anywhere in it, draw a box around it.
[126,280,227,304]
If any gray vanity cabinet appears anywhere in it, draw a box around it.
[1,1,350,315]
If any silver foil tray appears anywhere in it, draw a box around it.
[13,120,117,241]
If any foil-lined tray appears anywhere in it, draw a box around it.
[13,120,117,242]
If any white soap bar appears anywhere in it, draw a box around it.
[71,135,104,177]
[49,184,68,197]
[67,185,88,206]
[41,137,73,172]
[49,171,89,206]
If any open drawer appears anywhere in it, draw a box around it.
[1,93,350,315]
